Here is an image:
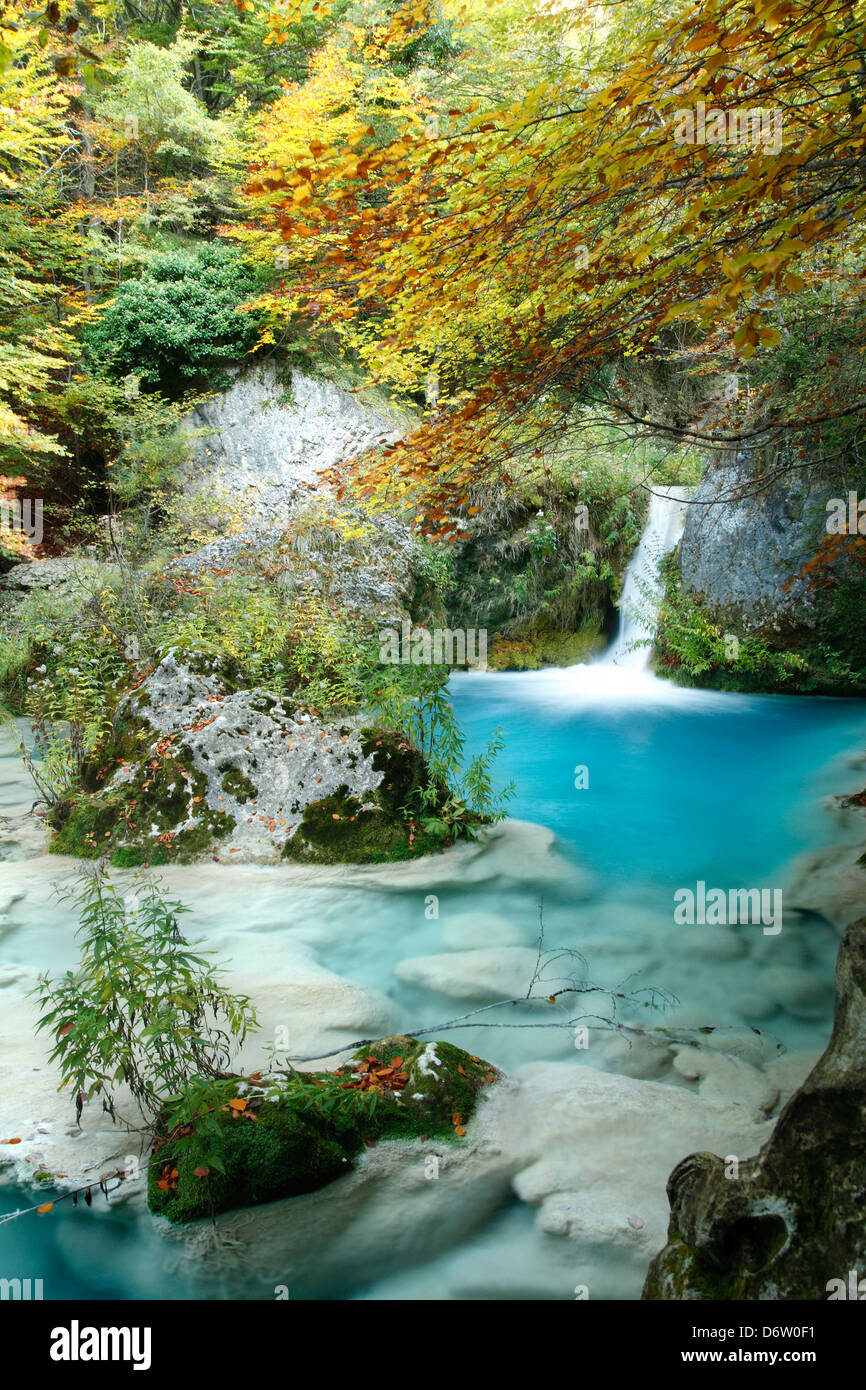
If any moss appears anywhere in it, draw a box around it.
[220,767,257,802]
[279,734,458,865]
[49,744,234,864]
[361,1036,497,1138]
[486,626,605,671]
[109,845,170,868]
[148,1036,499,1224]
[282,788,409,864]
[359,728,440,817]
[149,1100,353,1224]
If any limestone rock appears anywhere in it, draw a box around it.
[440,911,530,950]
[644,918,866,1299]
[48,648,441,866]
[679,451,828,629]
[183,365,410,525]
[394,947,543,1001]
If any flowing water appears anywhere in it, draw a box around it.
[2,497,865,1300]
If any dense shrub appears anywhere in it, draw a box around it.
[84,244,260,390]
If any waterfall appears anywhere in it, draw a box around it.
[601,487,691,669]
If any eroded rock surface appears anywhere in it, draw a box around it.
[679,451,830,630]
[49,648,440,865]
[183,365,410,523]
[644,918,866,1300]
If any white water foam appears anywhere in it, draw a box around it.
[603,486,691,670]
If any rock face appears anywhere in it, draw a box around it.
[643,918,866,1300]
[184,365,410,523]
[49,648,443,865]
[679,451,831,631]
[168,502,419,625]
[0,556,119,608]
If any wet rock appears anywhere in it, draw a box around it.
[440,911,529,950]
[644,918,866,1299]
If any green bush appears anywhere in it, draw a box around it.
[84,244,260,390]
[32,869,257,1126]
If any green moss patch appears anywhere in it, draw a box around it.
[280,733,459,864]
[49,745,234,865]
[486,625,605,671]
[148,1036,499,1224]
[220,767,257,802]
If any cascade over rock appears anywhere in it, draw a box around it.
[604,486,690,668]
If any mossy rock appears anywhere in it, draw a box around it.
[44,645,472,866]
[279,733,456,864]
[148,1102,352,1224]
[220,767,256,802]
[49,746,234,864]
[147,1036,499,1224]
[486,626,605,671]
[282,788,412,864]
[360,1036,497,1135]
[644,921,866,1300]
[358,728,444,817]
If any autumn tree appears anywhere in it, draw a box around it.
[245,0,866,532]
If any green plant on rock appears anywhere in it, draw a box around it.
[84,243,261,391]
[655,554,863,694]
[149,1035,498,1224]
[32,868,257,1130]
[366,662,513,836]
